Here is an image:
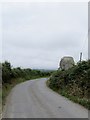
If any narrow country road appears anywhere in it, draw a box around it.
[3,78,88,118]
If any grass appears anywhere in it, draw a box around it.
[3,78,24,106]
[46,80,90,110]
[2,77,26,104]
[59,89,90,109]
[0,87,2,118]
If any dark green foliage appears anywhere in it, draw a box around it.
[2,61,12,83]
[2,61,51,84]
[48,60,90,109]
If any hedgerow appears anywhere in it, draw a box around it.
[48,60,90,109]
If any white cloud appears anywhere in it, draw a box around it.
[2,2,88,69]
[0,0,89,3]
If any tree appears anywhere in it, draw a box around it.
[2,61,12,83]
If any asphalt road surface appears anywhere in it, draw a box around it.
[3,78,88,118]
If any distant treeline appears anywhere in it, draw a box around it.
[2,61,52,84]
[48,60,90,109]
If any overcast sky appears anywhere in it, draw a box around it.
[1,2,88,69]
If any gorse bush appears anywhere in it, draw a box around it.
[49,60,90,109]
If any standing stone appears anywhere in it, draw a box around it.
[59,56,75,70]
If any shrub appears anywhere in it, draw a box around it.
[48,60,90,109]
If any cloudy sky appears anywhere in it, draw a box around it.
[1,2,88,69]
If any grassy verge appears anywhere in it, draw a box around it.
[46,80,90,109]
[2,78,25,106]
[0,87,2,118]
[59,89,90,109]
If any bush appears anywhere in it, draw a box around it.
[48,60,90,109]
[2,61,52,85]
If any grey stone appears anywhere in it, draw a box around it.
[59,56,75,70]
